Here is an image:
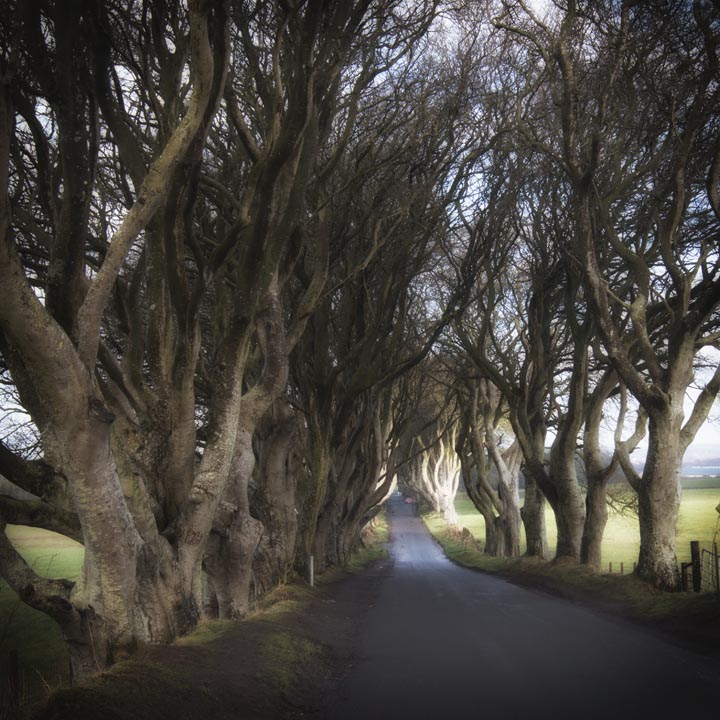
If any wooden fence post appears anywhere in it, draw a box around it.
[690,541,701,593]
[714,542,719,598]
[681,563,690,592]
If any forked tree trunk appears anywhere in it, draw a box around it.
[252,400,302,594]
[549,470,586,562]
[581,478,609,570]
[204,427,265,619]
[521,475,548,559]
[50,426,142,676]
[498,482,522,558]
[417,434,461,524]
[459,458,499,557]
[580,372,619,569]
[311,457,349,573]
[545,335,588,562]
[0,3,221,674]
[297,427,333,574]
[312,506,346,571]
[313,441,371,571]
[634,413,683,589]
[204,283,289,615]
[484,513,503,556]
[486,431,522,558]
[337,518,363,567]
[44,418,196,676]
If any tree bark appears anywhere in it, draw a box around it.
[521,475,548,559]
[634,412,683,589]
[252,400,302,594]
[204,427,264,619]
[497,461,522,557]
[581,480,609,570]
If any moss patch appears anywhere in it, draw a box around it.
[37,657,218,720]
[175,620,236,647]
[258,627,319,698]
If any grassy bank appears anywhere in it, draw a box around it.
[1,513,388,717]
[347,513,390,572]
[423,511,720,651]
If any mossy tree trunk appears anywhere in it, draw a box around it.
[251,399,303,594]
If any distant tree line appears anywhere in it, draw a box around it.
[0,0,718,679]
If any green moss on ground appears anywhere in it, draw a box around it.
[37,658,218,720]
[175,620,236,646]
[258,628,319,698]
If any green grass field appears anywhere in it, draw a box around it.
[1,525,85,704]
[455,485,720,570]
[0,514,390,712]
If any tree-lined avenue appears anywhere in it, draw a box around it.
[2,0,720,684]
[333,494,720,719]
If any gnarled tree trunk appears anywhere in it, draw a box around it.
[252,399,303,594]
[634,412,683,589]
[521,475,548,559]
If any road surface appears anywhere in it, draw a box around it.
[332,494,720,719]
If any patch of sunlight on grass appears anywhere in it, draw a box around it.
[676,488,720,560]
[1,526,85,703]
[5,524,84,580]
[176,620,237,646]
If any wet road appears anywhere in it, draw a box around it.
[332,494,720,720]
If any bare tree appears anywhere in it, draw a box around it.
[0,0,227,675]
[453,373,523,557]
[0,0,449,671]
[495,0,720,587]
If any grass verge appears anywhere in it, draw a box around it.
[423,511,720,652]
[25,512,389,720]
[347,513,390,572]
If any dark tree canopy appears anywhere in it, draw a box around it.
[1,0,719,679]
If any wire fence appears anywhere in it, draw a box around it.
[605,561,636,575]
[601,541,720,598]
[699,543,720,595]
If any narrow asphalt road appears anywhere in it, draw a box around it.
[331,494,720,720]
